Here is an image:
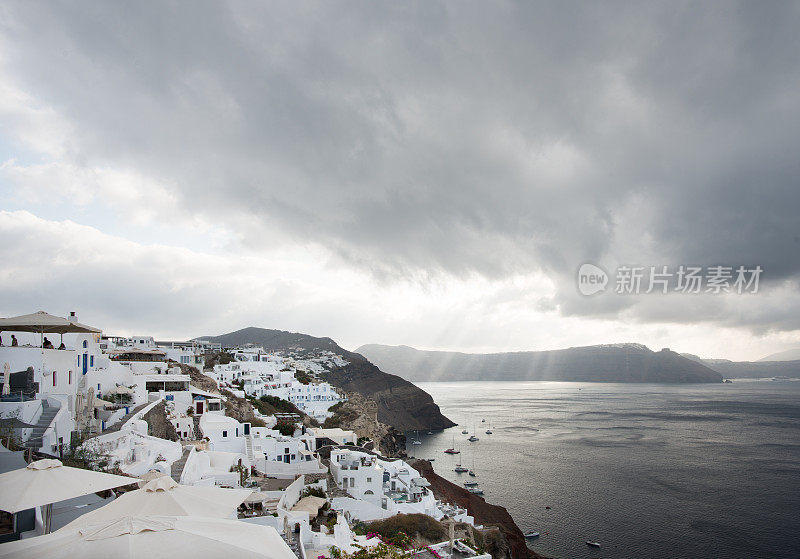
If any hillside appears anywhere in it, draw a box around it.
[196,327,455,431]
[356,343,723,383]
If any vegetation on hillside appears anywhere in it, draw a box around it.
[322,400,360,429]
[365,513,447,544]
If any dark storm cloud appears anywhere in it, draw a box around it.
[2,1,799,330]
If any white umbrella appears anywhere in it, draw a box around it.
[137,470,168,488]
[0,458,135,532]
[110,385,134,395]
[2,362,9,396]
[0,311,101,335]
[62,477,252,528]
[0,515,296,559]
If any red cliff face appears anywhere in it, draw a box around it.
[411,460,546,559]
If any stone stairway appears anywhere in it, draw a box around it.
[325,469,351,498]
[171,447,192,482]
[23,400,59,450]
[192,414,202,439]
[245,435,254,463]
[101,402,150,434]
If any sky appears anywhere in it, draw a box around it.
[1,1,799,361]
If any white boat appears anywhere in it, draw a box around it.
[461,429,469,434]
[454,464,469,473]
[468,470,476,477]
[481,419,486,422]
[524,532,540,539]
[467,487,484,495]
[485,429,492,434]
[411,430,422,445]
[586,541,601,548]
[463,480,478,487]
[468,435,479,442]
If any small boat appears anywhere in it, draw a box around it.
[444,435,460,454]
[411,430,422,445]
[427,431,434,434]
[454,465,469,473]
[426,458,435,462]
[524,532,540,539]
[468,470,476,477]
[485,429,492,434]
[468,435,479,442]
[586,541,601,548]
[463,480,478,487]
[481,419,486,422]
[412,439,422,445]
[461,429,469,434]
[467,487,484,495]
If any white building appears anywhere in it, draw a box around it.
[329,449,474,524]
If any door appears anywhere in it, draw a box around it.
[243,423,250,436]
[82,353,88,375]
[196,401,204,415]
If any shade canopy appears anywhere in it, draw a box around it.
[62,477,252,528]
[290,495,327,517]
[0,515,296,559]
[0,311,101,335]
[109,385,135,395]
[0,459,135,513]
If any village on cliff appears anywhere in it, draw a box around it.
[0,311,497,559]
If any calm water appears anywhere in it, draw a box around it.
[406,380,800,559]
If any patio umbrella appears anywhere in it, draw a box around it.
[137,470,168,487]
[0,458,135,532]
[2,362,9,396]
[62,477,252,528]
[0,515,296,559]
[0,311,101,335]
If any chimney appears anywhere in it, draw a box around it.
[68,311,77,323]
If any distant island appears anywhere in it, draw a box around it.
[356,343,723,383]
[680,353,800,379]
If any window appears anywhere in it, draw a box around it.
[97,384,101,391]
[366,477,372,483]
[69,370,72,385]
[90,355,94,367]
[53,371,57,386]
[83,340,88,348]
[222,430,228,438]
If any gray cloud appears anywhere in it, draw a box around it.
[2,1,800,335]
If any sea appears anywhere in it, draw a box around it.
[405,380,800,559]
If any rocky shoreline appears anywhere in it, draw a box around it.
[411,459,547,559]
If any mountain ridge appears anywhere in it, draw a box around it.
[356,343,723,383]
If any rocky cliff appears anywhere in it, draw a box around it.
[196,327,455,431]
[411,459,546,559]
[358,343,723,383]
